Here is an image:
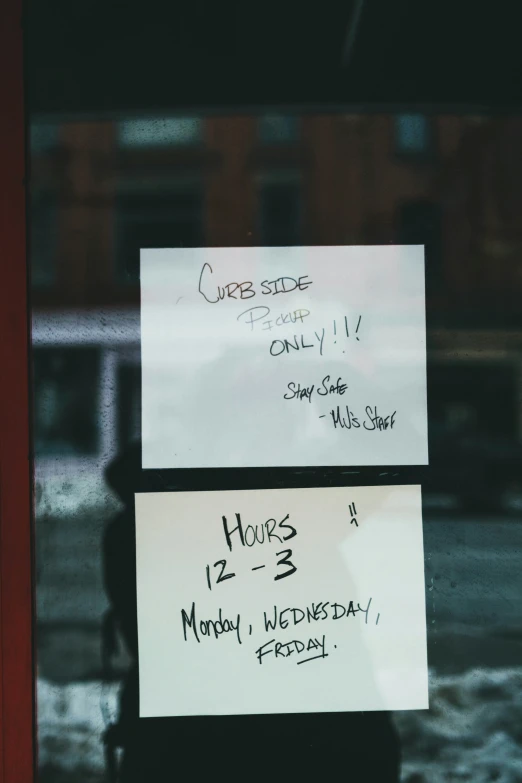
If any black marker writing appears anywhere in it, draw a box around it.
[181,602,242,645]
[260,275,313,296]
[263,599,375,631]
[318,375,347,396]
[330,405,360,429]
[266,316,362,356]
[274,549,297,581]
[363,407,396,431]
[270,334,316,356]
[198,262,255,303]
[314,328,325,356]
[200,265,314,304]
[284,381,315,403]
[222,513,296,552]
[206,559,236,591]
[255,635,328,665]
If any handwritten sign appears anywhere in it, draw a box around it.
[140,246,428,468]
[136,485,428,717]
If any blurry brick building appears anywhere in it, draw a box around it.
[30,113,522,509]
[31,113,471,306]
[30,112,522,662]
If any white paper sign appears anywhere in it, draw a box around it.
[136,484,428,717]
[141,246,428,468]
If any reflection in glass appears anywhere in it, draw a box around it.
[116,188,203,282]
[30,189,57,287]
[30,113,522,783]
[118,117,203,147]
[31,123,59,153]
[394,113,432,156]
[33,348,100,455]
[258,174,302,246]
[258,114,299,144]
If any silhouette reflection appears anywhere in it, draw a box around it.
[103,443,401,781]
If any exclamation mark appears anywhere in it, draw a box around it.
[355,315,361,341]
[333,319,337,343]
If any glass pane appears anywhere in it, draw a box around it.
[118,117,203,148]
[259,177,302,245]
[394,113,433,156]
[258,114,299,144]
[30,111,522,783]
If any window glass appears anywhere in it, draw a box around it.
[258,174,301,245]
[394,113,433,156]
[397,200,442,285]
[30,189,56,287]
[118,117,202,147]
[29,112,522,783]
[259,114,299,144]
[116,188,204,282]
[31,123,59,153]
[118,361,141,448]
[33,347,100,456]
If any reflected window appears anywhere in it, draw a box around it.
[116,187,204,282]
[394,114,433,157]
[33,348,100,456]
[118,363,141,448]
[259,176,301,245]
[430,364,516,437]
[30,190,56,287]
[259,114,299,144]
[30,123,59,154]
[118,117,202,147]
[398,200,441,283]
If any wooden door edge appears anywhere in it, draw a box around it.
[0,0,36,780]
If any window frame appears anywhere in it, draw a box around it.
[9,0,522,776]
[0,0,36,780]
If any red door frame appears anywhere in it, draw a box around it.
[0,0,36,780]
